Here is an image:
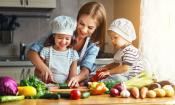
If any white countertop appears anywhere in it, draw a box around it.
[0,61,34,67]
[0,58,113,67]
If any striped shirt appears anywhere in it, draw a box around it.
[114,44,144,79]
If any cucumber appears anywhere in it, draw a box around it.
[40,93,60,99]
[0,95,24,103]
[59,83,70,89]
[58,92,70,98]
[81,92,90,99]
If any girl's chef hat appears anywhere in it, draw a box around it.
[50,16,77,36]
[108,18,136,42]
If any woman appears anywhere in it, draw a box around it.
[27,2,107,87]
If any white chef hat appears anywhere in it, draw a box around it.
[108,18,136,42]
[50,16,77,36]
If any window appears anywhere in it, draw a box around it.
[140,0,175,81]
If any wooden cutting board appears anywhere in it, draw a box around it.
[49,86,89,93]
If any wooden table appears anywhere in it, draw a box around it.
[1,95,175,105]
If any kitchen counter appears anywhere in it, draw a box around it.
[1,95,175,105]
[0,58,113,67]
[0,61,34,67]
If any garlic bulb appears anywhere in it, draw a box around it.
[120,89,130,98]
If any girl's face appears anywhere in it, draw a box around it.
[108,31,128,49]
[54,34,72,51]
[76,14,97,39]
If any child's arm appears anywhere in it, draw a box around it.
[109,63,131,75]
[103,62,120,69]
[98,64,131,79]
[97,62,120,71]
[66,60,78,87]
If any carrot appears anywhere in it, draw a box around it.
[130,87,140,98]
[140,87,148,99]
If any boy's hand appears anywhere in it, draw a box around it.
[98,70,110,79]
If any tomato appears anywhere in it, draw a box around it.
[70,89,81,100]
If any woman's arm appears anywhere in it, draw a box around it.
[27,50,53,83]
[78,66,90,81]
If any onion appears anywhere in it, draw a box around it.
[0,76,18,95]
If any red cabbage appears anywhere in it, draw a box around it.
[0,76,18,95]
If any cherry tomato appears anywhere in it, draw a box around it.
[70,89,81,100]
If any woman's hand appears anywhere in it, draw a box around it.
[67,76,80,88]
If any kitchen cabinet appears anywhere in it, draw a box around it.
[0,0,56,8]
[0,66,35,83]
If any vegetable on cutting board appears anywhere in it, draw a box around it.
[40,93,61,99]
[0,95,24,103]
[59,83,70,89]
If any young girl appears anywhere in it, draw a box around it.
[96,18,144,82]
[40,16,79,83]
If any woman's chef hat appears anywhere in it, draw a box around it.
[50,16,77,36]
[108,18,136,42]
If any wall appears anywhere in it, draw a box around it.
[0,0,78,57]
[113,0,140,48]
[0,0,140,57]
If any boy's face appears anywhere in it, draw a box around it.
[54,34,72,51]
[108,30,128,49]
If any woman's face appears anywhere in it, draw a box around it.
[54,34,72,51]
[76,14,97,39]
[108,31,128,49]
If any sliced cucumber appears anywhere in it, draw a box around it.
[81,92,90,99]
[59,83,70,89]
[0,95,24,103]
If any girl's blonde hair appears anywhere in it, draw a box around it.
[77,2,107,51]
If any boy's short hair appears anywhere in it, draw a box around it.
[50,16,77,36]
[108,18,136,42]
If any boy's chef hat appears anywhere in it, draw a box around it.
[50,16,77,36]
[108,18,136,42]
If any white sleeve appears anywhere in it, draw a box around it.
[72,50,79,61]
[40,47,50,60]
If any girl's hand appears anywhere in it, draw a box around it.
[67,76,80,88]
[98,70,110,79]
[35,68,53,83]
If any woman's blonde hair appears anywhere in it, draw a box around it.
[77,2,107,51]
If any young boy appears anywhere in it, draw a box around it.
[97,18,144,82]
